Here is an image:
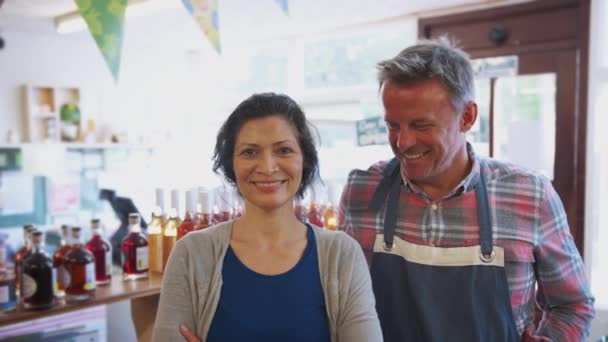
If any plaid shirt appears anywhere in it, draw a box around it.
[338,147,595,341]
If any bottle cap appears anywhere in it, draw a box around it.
[155,188,165,212]
[31,230,43,245]
[198,189,212,214]
[129,213,141,225]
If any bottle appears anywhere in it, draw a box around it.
[21,230,55,310]
[0,233,17,312]
[53,224,71,298]
[86,219,112,285]
[214,187,232,223]
[163,190,181,269]
[177,190,195,240]
[323,183,339,231]
[122,213,149,280]
[294,197,308,223]
[14,224,35,297]
[148,188,166,273]
[65,227,96,302]
[195,189,213,230]
[307,201,325,228]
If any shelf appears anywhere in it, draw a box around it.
[0,271,162,327]
[0,143,157,150]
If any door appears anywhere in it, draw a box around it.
[419,0,590,254]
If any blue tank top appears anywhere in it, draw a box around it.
[207,224,330,342]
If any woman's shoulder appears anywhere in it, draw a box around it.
[175,220,233,255]
[309,224,361,255]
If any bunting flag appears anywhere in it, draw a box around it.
[274,0,289,16]
[74,0,127,81]
[182,0,221,54]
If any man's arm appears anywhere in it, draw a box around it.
[533,180,595,340]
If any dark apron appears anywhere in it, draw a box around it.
[369,158,519,342]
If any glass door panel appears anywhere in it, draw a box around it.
[468,78,491,157]
[493,74,556,180]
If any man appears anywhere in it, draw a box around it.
[338,38,595,341]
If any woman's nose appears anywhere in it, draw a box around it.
[258,152,279,174]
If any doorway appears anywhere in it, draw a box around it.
[419,0,590,254]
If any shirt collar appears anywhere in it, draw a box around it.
[400,142,481,200]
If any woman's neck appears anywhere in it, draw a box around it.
[232,206,305,246]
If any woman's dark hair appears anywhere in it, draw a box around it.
[212,92,319,199]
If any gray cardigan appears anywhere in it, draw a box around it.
[151,221,382,342]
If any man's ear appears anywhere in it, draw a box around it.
[459,101,478,133]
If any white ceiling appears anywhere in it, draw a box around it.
[0,0,532,40]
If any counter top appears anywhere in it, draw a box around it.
[0,271,162,327]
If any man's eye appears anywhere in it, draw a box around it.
[413,123,431,129]
[385,122,398,130]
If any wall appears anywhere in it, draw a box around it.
[585,0,608,340]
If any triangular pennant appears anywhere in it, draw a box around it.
[274,0,289,15]
[74,0,127,81]
[183,0,221,54]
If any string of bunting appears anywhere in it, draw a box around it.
[73,0,289,79]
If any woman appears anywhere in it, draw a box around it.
[152,93,382,342]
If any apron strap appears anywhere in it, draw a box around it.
[476,172,494,260]
[368,158,494,258]
[369,158,401,211]
[368,158,401,250]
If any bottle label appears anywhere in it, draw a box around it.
[52,267,58,294]
[84,262,96,290]
[136,246,149,271]
[57,264,71,289]
[105,250,112,276]
[21,273,37,298]
[0,285,8,303]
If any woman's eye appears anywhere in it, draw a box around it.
[278,147,294,154]
[240,149,256,156]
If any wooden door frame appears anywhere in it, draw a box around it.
[418,0,590,254]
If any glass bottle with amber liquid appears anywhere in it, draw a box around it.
[323,183,339,231]
[122,213,149,280]
[195,189,212,230]
[86,219,112,285]
[177,190,195,240]
[148,188,166,274]
[21,230,56,310]
[53,224,71,298]
[14,224,34,297]
[65,227,96,302]
[163,190,181,269]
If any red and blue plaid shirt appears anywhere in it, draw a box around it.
[338,147,595,341]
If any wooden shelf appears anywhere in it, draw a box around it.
[0,271,163,327]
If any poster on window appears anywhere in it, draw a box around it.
[48,177,81,215]
[356,116,388,146]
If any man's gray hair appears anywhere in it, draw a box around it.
[377,37,475,111]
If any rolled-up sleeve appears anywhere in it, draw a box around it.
[533,181,595,340]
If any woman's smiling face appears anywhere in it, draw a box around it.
[233,115,304,213]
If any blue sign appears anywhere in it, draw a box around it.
[356,116,388,146]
